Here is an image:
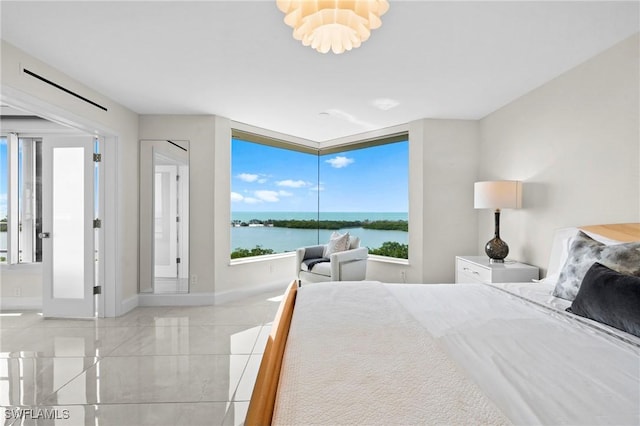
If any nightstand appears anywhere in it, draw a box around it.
[455,256,539,284]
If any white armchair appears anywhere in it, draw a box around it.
[296,243,368,283]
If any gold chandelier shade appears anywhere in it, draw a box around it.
[277,0,390,54]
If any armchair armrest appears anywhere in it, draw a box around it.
[330,247,369,281]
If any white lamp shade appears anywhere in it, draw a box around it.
[474,181,522,209]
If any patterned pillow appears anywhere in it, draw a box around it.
[553,231,640,300]
[324,232,351,256]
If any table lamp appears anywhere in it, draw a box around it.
[474,181,522,263]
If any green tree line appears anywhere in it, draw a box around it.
[231,241,408,260]
[267,219,408,232]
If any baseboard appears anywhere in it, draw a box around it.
[138,292,216,307]
[0,297,42,311]
[120,294,139,315]
[213,280,291,305]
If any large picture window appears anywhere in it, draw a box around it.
[0,135,42,264]
[230,133,408,259]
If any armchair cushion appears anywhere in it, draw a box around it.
[301,257,330,272]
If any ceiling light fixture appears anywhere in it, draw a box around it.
[276,0,390,54]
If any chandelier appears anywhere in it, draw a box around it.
[276,0,390,54]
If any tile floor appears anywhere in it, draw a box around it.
[0,287,286,426]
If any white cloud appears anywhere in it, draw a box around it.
[237,173,267,183]
[325,156,354,168]
[254,190,280,203]
[276,179,309,188]
[232,189,290,204]
[309,184,325,192]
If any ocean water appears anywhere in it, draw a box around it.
[232,211,408,222]
[231,212,408,253]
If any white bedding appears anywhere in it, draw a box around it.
[273,281,640,425]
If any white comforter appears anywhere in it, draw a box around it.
[273,281,640,425]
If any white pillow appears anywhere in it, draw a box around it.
[324,232,351,256]
[349,235,360,249]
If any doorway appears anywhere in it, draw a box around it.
[1,106,103,317]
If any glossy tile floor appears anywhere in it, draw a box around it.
[0,287,286,426]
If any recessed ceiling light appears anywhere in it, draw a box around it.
[372,98,399,111]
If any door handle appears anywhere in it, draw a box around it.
[38,232,51,239]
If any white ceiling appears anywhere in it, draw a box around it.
[1,1,638,142]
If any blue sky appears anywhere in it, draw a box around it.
[231,139,408,213]
[0,139,6,219]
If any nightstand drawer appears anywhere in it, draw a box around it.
[456,259,491,283]
[455,256,539,284]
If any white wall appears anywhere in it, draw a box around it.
[420,119,480,283]
[0,41,140,315]
[478,33,640,277]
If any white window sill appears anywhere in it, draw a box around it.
[228,252,409,266]
[229,251,296,266]
[367,254,410,266]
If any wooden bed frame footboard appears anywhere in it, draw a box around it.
[245,280,299,426]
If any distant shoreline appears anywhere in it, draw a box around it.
[231,219,408,232]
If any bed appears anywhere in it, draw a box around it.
[246,223,640,425]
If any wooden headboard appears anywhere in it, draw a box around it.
[579,223,640,242]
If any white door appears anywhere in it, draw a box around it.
[41,136,95,318]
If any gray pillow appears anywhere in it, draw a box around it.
[553,231,640,301]
[567,262,640,338]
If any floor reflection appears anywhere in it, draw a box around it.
[0,285,285,425]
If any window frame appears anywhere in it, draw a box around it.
[1,133,43,265]
[229,128,409,262]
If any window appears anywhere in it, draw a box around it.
[230,132,408,260]
[0,135,42,264]
[230,137,320,258]
[319,142,408,259]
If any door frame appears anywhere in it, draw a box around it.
[1,91,118,317]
